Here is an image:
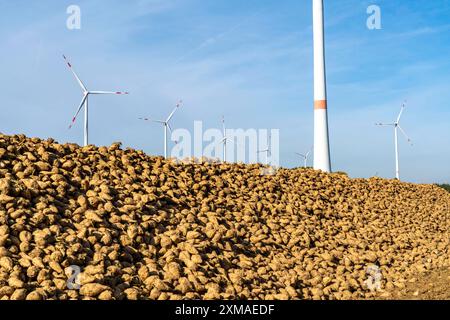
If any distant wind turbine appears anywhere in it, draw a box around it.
[63,55,129,146]
[219,116,228,162]
[218,116,240,163]
[376,101,412,180]
[258,133,272,165]
[139,100,183,159]
[295,147,313,168]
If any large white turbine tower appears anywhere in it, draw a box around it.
[63,55,129,146]
[139,100,183,159]
[312,0,331,172]
[376,102,412,180]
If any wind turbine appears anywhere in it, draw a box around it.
[376,101,412,180]
[63,55,129,146]
[218,116,241,162]
[257,132,272,165]
[218,116,235,162]
[139,100,183,159]
[313,0,332,173]
[295,147,313,168]
[219,116,228,162]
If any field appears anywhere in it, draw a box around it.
[0,134,448,300]
[384,267,449,300]
[437,184,450,193]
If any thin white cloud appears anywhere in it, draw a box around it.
[386,24,450,40]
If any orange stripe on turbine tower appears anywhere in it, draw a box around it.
[313,0,332,172]
[314,100,327,109]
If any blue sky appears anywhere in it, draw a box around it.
[0,0,449,183]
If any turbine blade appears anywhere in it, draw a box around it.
[398,125,413,145]
[167,123,179,144]
[166,100,183,122]
[69,94,88,129]
[375,123,394,126]
[90,91,129,95]
[139,117,165,124]
[396,102,406,123]
[226,137,241,148]
[63,55,87,91]
[216,140,225,147]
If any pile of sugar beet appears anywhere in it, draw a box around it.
[0,134,448,300]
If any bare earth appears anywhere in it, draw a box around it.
[379,266,450,300]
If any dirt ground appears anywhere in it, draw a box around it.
[378,266,450,300]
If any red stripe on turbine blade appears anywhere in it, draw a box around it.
[68,63,72,68]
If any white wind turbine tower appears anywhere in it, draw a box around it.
[258,133,272,165]
[220,116,228,162]
[376,101,412,180]
[139,100,183,159]
[218,116,238,162]
[295,147,313,168]
[63,55,129,146]
[313,0,332,172]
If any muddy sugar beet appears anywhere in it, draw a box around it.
[0,134,449,300]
